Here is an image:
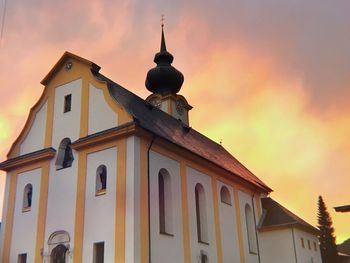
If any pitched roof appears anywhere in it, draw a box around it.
[92,70,271,192]
[259,197,318,234]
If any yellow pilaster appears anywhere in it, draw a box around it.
[115,139,126,263]
[73,151,87,262]
[2,172,17,263]
[180,161,191,263]
[80,79,89,138]
[212,177,223,263]
[234,189,245,263]
[34,162,50,263]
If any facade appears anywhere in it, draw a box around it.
[0,27,321,263]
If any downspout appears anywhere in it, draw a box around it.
[147,135,156,263]
[292,227,298,263]
[252,189,261,263]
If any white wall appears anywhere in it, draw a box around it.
[88,83,117,135]
[44,79,82,258]
[294,227,322,263]
[52,79,82,147]
[259,228,296,263]
[20,101,47,155]
[10,168,41,263]
[125,136,141,263]
[187,167,217,263]
[149,150,184,263]
[238,191,259,263]
[217,181,240,263]
[82,147,117,263]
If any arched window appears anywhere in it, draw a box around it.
[22,184,33,212]
[96,165,107,195]
[55,138,74,170]
[195,183,208,243]
[245,204,257,253]
[220,186,231,205]
[158,169,173,235]
[51,244,68,263]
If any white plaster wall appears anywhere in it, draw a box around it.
[217,181,240,263]
[170,100,189,125]
[238,191,259,263]
[88,83,117,135]
[294,228,322,263]
[52,79,82,147]
[259,228,296,263]
[82,147,117,263]
[125,136,141,263]
[160,100,169,113]
[10,168,41,263]
[44,79,82,259]
[187,167,217,263]
[20,101,48,155]
[0,173,13,260]
[149,150,184,263]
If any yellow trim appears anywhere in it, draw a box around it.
[233,189,245,263]
[140,138,149,263]
[44,87,54,148]
[73,150,87,263]
[115,139,126,263]
[211,178,223,263]
[34,161,50,263]
[2,172,17,263]
[180,161,191,263]
[80,78,89,137]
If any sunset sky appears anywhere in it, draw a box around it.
[0,0,349,243]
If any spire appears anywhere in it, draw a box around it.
[160,24,167,52]
[145,22,184,96]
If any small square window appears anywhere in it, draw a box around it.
[64,94,72,113]
[93,242,104,263]
[18,253,27,263]
[301,238,305,248]
[308,240,311,250]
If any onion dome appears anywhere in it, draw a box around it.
[145,25,184,96]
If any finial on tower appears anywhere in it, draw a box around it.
[161,14,165,28]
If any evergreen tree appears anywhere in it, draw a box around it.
[318,195,339,263]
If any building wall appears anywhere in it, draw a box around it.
[149,150,184,263]
[88,83,117,134]
[238,191,259,263]
[9,168,41,263]
[187,167,217,263]
[43,79,83,257]
[217,181,240,263]
[20,101,47,155]
[259,228,296,263]
[82,147,117,262]
[0,173,11,260]
[294,227,322,263]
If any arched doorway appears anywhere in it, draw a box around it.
[50,244,68,263]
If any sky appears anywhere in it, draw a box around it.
[0,0,349,243]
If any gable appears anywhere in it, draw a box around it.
[6,52,132,159]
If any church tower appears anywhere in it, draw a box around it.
[145,25,192,125]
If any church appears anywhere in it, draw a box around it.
[0,26,322,263]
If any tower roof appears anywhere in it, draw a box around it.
[145,25,184,96]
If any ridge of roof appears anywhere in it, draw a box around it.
[93,71,272,192]
[260,197,318,234]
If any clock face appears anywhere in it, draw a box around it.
[175,99,185,116]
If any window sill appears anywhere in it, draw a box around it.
[249,251,257,255]
[56,165,72,171]
[95,189,106,196]
[22,207,31,213]
[198,240,209,246]
[221,201,232,206]
[160,231,174,237]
